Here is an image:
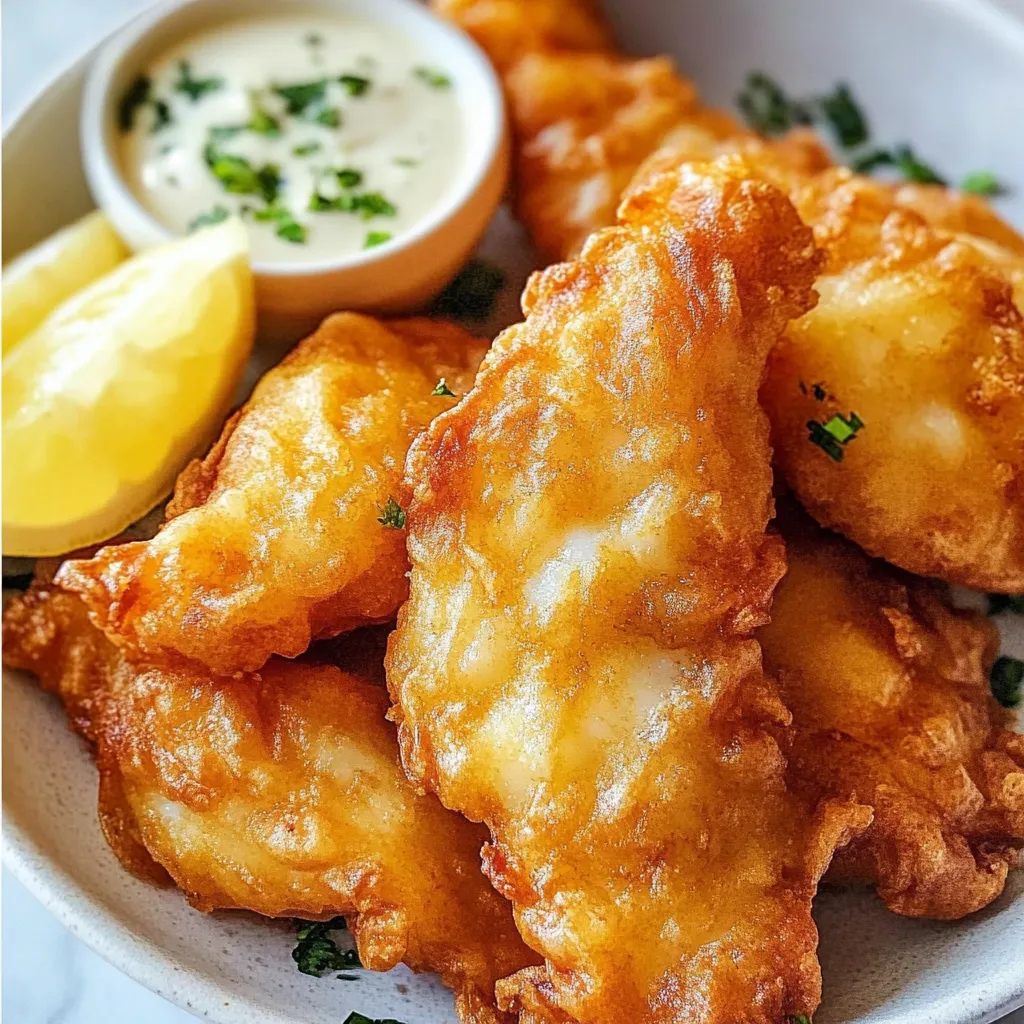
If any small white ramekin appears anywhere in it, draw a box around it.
[80,0,509,328]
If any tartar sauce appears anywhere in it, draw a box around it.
[118,13,464,262]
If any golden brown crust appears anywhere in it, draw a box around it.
[759,514,1024,919]
[432,0,614,73]
[2,580,538,1024]
[55,314,488,675]
[763,171,1024,590]
[387,159,866,1024]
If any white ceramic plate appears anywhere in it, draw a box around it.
[4,1,1024,1022]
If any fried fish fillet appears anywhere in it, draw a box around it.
[387,159,868,1024]
[440,0,1024,591]
[760,515,1024,920]
[56,314,487,675]
[2,581,538,1024]
[758,170,1024,591]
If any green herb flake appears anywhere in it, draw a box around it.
[377,497,407,529]
[812,383,827,402]
[248,93,283,137]
[806,412,864,462]
[118,75,152,131]
[432,259,505,320]
[292,141,323,157]
[432,377,456,397]
[818,83,868,149]
[414,66,452,89]
[187,204,230,232]
[365,231,392,248]
[253,204,307,244]
[788,1016,813,1024]
[354,192,395,218]
[292,918,361,977]
[990,656,1024,708]
[173,60,224,102]
[209,124,245,141]
[736,72,812,136]
[891,144,946,185]
[150,98,174,134]
[336,168,364,188]
[203,145,281,204]
[851,148,896,174]
[343,1014,408,1024]
[393,157,419,167]
[313,106,342,128]
[988,594,1024,616]
[339,73,371,97]
[961,170,1004,196]
[273,78,329,115]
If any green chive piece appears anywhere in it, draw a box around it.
[414,66,452,89]
[807,412,863,462]
[292,141,323,157]
[187,205,230,232]
[961,170,1004,196]
[991,656,1024,708]
[377,497,406,528]
[339,73,371,96]
[173,60,223,102]
[432,377,456,397]
[364,230,392,248]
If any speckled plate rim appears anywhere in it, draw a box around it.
[4,3,1024,1023]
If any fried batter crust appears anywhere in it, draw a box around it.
[760,517,1024,919]
[56,314,487,675]
[387,160,868,1024]
[439,0,1024,590]
[2,582,538,1024]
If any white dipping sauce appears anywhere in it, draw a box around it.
[118,13,464,263]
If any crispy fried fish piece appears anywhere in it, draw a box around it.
[56,315,487,675]
[434,0,613,73]
[2,581,538,1024]
[760,515,1024,920]
[387,160,868,1024]
[759,170,1024,591]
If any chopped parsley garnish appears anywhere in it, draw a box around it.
[343,1014,408,1024]
[314,106,342,128]
[432,259,505,320]
[248,95,283,137]
[991,656,1024,708]
[173,60,224,102]
[961,170,1004,196]
[850,148,897,174]
[309,190,397,218]
[339,73,372,96]
[377,497,407,529]
[818,83,868,149]
[119,75,152,130]
[253,204,307,244]
[365,231,392,248]
[432,378,456,397]
[209,123,245,141]
[293,141,323,157]
[203,144,281,204]
[150,98,174,134]
[788,1016,813,1024]
[187,205,230,232]
[888,144,946,185]
[414,66,452,89]
[292,918,361,976]
[807,412,864,462]
[736,72,812,136]
[336,168,364,188]
[988,594,1024,616]
[274,78,329,114]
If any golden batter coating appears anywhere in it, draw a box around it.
[387,159,868,1024]
[56,314,487,675]
[761,170,1024,590]
[2,581,538,1024]
[433,0,613,73]
[760,515,1024,920]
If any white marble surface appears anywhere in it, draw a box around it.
[3,1,1024,1023]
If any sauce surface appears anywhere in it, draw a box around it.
[118,13,464,263]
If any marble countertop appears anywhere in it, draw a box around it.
[2,1,1023,1022]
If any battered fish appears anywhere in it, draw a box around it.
[387,159,867,1024]
[760,514,1024,919]
[2,581,538,1024]
[439,0,1024,591]
[56,314,487,675]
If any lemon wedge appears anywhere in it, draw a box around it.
[2,210,130,355]
[3,218,255,557]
